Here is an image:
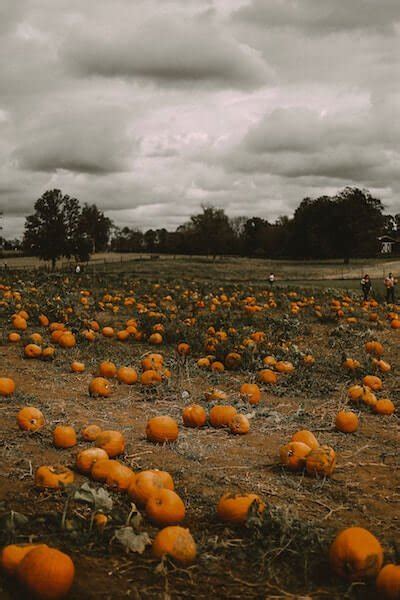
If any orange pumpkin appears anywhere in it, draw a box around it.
[335,411,359,433]
[17,407,45,432]
[365,341,384,356]
[305,446,336,477]
[209,405,237,428]
[182,405,207,428]
[76,448,109,474]
[348,385,364,402]
[89,377,112,397]
[53,425,77,449]
[35,465,74,489]
[127,470,166,506]
[374,399,395,415]
[99,361,117,379]
[229,414,250,435]
[1,544,47,576]
[58,332,76,348]
[0,377,16,397]
[329,527,383,581]
[24,343,42,359]
[140,369,162,385]
[146,416,179,443]
[217,493,265,524]
[280,441,311,471]
[117,367,138,385]
[17,546,75,600]
[152,526,196,565]
[81,424,102,441]
[239,383,261,405]
[95,430,125,457]
[257,369,278,384]
[71,361,85,373]
[146,489,185,526]
[376,564,400,599]
[104,462,135,492]
[363,375,383,391]
[290,430,319,450]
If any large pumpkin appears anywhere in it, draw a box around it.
[329,527,383,581]
[17,546,75,600]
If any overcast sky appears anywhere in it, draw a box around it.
[1,0,399,238]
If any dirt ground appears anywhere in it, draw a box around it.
[0,272,399,599]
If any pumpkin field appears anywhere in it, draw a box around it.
[0,266,399,599]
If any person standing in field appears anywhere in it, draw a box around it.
[384,272,396,303]
[360,274,372,301]
[268,272,275,288]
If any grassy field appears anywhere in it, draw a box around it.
[3,253,400,288]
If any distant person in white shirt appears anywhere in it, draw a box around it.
[268,272,275,288]
[384,272,396,304]
[75,264,81,275]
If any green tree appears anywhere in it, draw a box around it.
[78,204,112,253]
[23,190,74,270]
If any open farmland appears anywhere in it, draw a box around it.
[0,265,399,599]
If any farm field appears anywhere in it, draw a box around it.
[0,266,399,599]
[4,252,400,284]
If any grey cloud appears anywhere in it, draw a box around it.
[15,106,136,174]
[234,0,400,33]
[64,15,270,88]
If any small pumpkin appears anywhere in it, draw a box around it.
[117,367,138,385]
[53,425,77,449]
[257,369,278,384]
[17,407,45,432]
[182,405,207,428]
[239,383,261,405]
[24,343,42,359]
[363,375,383,391]
[217,493,265,524]
[329,527,383,581]
[376,564,400,599]
[229,414,250,435]
[306,446,336,477]
[0,377,16,397]
[146,416,179,443]
[209,405,237,428]
[71,361,85,373]
[146,489,185,526]
[89,377,112,397]
[99,361,117,378]
[127,470,166,506]
[35,465,74,489]
[374,399,395,415]
[95,430,125,457]
[152,526,196,565]
[81,424,102,441]
[280,441,311,471]
[335,411,359,433]
[290,430,319,450]
[76,447,109,474]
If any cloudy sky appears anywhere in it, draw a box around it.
[1,0,399,238]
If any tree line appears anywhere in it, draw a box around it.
[1,187,398,268]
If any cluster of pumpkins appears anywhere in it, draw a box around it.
[279,430,336,477]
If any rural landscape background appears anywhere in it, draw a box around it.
[1,1,400,599]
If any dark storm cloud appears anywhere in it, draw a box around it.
[64,14,269,88]
[234,0,400,33]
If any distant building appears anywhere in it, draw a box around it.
[377,235,400,255]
